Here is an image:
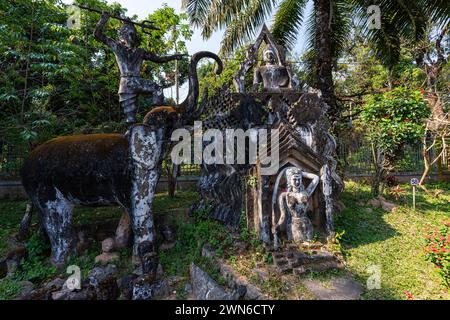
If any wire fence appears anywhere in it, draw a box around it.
[339,141,426,175]
[0,142,27,181]
[0,142,202,180]
[1,139,448,180]
[338,137,450,175]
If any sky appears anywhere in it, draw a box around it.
[62,0,312,99]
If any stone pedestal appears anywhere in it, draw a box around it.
[272,244,343,275]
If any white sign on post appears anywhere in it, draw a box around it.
[410,178,419,210]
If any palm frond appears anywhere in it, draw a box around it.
[351,0,435,68]
[201,0,248,39]
[304,4,316,53]
[271,0,308,49]
[421,0,450,29]
[368,19,401,68]
[301,7,316,84]
[181,0,213,26]
[330,0,353,59]
[219,0,277,55]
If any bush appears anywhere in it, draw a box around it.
[424,221,450,291]
[15,234,57,283]
[361,86,430,161]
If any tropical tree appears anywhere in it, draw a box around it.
[360,87,430,195]
[181,0,450,122]
[0,0,193,179]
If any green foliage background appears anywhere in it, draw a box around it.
[361,87,430,164]
[0,0,191,151]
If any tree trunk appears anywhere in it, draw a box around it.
[437,145,444,182]
[420,135,446,185]
[371,143,384,196]
[314,0,336,119]
[420,137,431,185]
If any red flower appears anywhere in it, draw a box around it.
[404,291,415,300]
[420,89,425,94]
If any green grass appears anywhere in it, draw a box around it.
[0,189,201,299]
[157,203,232,282]
[335,181,450,300]
[0,278,23,300]
[0,200,28,256]
[1,182,449,300]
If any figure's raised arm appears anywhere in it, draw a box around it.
[303,171,320,197]
[143,52,186,63]
[94,12,115,47]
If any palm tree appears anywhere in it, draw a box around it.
[181,0,449,120]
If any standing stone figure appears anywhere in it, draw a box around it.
[274,167,319,249]
[94,12,184,123]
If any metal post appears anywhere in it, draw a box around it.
[410,178,418,211]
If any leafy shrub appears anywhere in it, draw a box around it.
[424,221,450,291]
[15,234,57,283]
[361,86,430,162]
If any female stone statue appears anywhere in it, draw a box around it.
[273,167,319,249]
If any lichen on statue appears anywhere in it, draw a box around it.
[20,50,223,270]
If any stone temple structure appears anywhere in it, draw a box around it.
[15,22,344,298]
[192,25,344,249]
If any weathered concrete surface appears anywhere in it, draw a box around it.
[302,276,363,300]
[200,245,265,300]
[87,264,120,300]
[20,277,66,300]
[132,278,169,300]
[95,252,119,265]
[189,263,233,300]
[271,244,344,276]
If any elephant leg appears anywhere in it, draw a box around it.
[17,202,33,241]
[128,125,164,276]
[36,189,75,268]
